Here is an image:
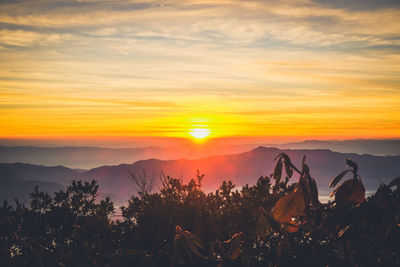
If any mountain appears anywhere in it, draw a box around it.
[0,144,254,169]
[79,147,400,203]
[275,139,400,156]
[0,163,79,184]
[0,163,78,204]
[1,140,399,170]
[1,147,400,205]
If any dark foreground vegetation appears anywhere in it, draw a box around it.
[1,153,400,267]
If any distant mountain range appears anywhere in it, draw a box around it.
[0,144,254,169]
[1,147,399,206]
[0,163,77,203]
[0,139,399,169]
[273,139,400,156]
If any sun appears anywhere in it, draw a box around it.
[189,128,210,139]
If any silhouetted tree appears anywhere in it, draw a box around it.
[1,154,399,266]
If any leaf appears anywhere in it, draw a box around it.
[274,153,282,161]
[256,213,270,238]
[227,233,242,260]
[286,163,293,179]
[338,225,351,238]
[330,170,351,188]
[346,158,358,171]
[185,230,204,250]
[281,153,293,178]
[348,179,365,204]
[308,177,319,205]
[273,188,305,224]
[334,179,365,208]
[302,163,310,175]
[273,158,283,183]
[174,225,206,263]
[258,207,281,233]
[285,164,293,178]
[329,189,337,198]
[183,231,205,258]
[298,172,319,206]
[281,153,291,165]
[285,223,300,233]
[389,177,400,188]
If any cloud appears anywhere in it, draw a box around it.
[312,0,400,11]
[0,0,399,138]
[1,0,399,49]
[0,29,72,47]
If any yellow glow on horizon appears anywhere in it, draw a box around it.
[189,128,211,140]
[0,1,400,141]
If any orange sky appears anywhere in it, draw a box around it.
[1,0,400,142]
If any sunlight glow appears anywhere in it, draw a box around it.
[0,1,399,140]
[189,128,210,139]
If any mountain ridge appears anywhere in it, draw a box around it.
[2,139,400,169]
[1,146,400,205]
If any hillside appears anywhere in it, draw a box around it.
[81,147,400,203]
[1,147,400,204]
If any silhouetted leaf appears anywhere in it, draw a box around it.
[302,155,306,169]
[185,230,204,250]
[227,233,242,260]
[330,170,351,188]
[346,158,358,171]
[348,179,365,204]
[281,153,293,178]
[274,153,282,161]
[285,223,300,233]
[273,188,305,224]
[330,187,338,198]
[174,225,206,263]
[274,158,283,183]
[256,213,270,238]
[338,225,351,238]
[309,177,319,205]
[334,179,365,208]
[286,164,293,178]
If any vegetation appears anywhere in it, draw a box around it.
[1,154,399,266]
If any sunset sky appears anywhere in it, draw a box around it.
[1,0,400,142]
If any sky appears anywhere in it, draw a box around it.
[1,0,400,143]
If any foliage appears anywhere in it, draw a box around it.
[0,154,399,266]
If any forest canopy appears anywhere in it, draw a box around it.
[1,153,399,267]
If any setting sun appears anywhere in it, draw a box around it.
[189,128,210,139]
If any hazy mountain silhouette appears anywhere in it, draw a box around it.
[275,139,400,156]
[1,147,399,205]
[0,163,76,204]
[0,144,254,169]
[1,139,399,169]
[0,163,78,183]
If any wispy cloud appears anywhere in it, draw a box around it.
[0,0,399,138]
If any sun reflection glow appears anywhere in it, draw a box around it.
[189,128,210,139]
